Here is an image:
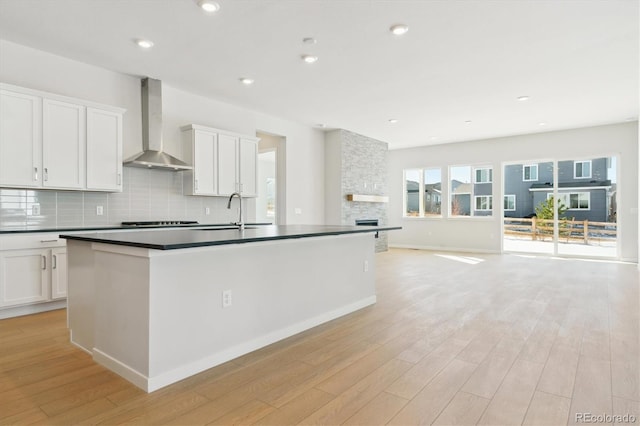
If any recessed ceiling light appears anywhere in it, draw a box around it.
[430,136,438,141]
[303,37,317,45]
[388,119,398,124]
[135,39,154,49]
[239,77,254,85]
[464,120,472,124]
[390,24,409,35]
[198,0,220,13]
[539,122,546,126]
[517,96,530,101]
[301,54,318,64]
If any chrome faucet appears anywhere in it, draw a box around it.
[227,192,244,230]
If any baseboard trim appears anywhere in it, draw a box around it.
[0,300,66,320]
[93,295,377,393]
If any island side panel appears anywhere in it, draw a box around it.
[146,233,375,389]
[67,240,96,352]
[92,247,152,386]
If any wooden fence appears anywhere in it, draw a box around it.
[504,218,617,244]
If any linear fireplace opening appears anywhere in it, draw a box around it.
[356,219,379,238]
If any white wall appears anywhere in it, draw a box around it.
[0,40,325,225]
[388,122,639,262]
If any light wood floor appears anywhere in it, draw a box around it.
[1,249,638,425]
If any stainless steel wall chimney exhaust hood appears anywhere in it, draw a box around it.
[124,78,192,171]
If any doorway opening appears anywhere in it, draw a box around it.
[256,132,286,225]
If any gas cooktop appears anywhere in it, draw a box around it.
[121,220,199,227]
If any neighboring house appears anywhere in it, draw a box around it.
[424,182,442,214]
[504,158,614,222]
[406,180,442,215]
[451,181,471,216]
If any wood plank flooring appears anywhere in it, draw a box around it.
[0,249,638,425]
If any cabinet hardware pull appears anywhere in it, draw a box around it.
[42,255,46,270]
[52,255,57,269]
[44,168,49,181]
[40,239,58,243]
[117,173,122,185]
[34,167,38,181]
[195,179,198,190]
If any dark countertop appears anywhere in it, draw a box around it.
[0,223,272,235]
[60,225,401,250]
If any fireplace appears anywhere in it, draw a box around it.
[356,219,379,238]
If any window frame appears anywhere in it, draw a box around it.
[504,194,516,211]
[403,167,443,218]
[475,195,493,211]
[522,164,538,181]
[474,167,493,184]
[548,192,591,211]
[574,160,592,179]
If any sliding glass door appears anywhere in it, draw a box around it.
[503,156,618,258]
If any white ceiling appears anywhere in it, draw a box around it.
[0,0,637,149]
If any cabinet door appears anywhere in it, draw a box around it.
[239,138,258,197]
[217,133,239,196]
[86,108,122,191]
[193,130,216,195]
[50,247,67,299]
[0,89,42,188]
[42,99,85,189]
[0,249,48,307]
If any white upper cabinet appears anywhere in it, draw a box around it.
[0,89,42,188]
[182,127,217,195]
[217,133,239,196]
[42,99,85,189]
[239,137,258,197]
[0,83,125,192]
[86,107,123,191]
[181,124,259,197]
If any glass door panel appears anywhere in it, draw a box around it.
[557,156,617,257]
[503,161,554,255]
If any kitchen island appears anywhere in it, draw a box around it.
[61,225,399,392]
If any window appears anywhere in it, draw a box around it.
[403,168,443,217]
[450,166,471,216]
[423,168,442,216]
[574,160,591,178]
[475,196,492,211]
[548,192,590,210]
[523,164,538,181]
[404,169,421,217]
[504,195,516,211]
[474,168,492,183]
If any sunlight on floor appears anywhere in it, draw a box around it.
[434,254,486,265]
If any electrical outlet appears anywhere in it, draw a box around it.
[205,207,210,215]
[96,205,104,216]
[222,289,232,308]
[363,260,369,272]
[32,203,40,215]
[294,208,302,215]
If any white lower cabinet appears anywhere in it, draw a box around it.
[50,247,68,300]
[0,235,67,309]
[0,249,48,306]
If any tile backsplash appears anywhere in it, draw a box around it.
[0,167,251,230]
